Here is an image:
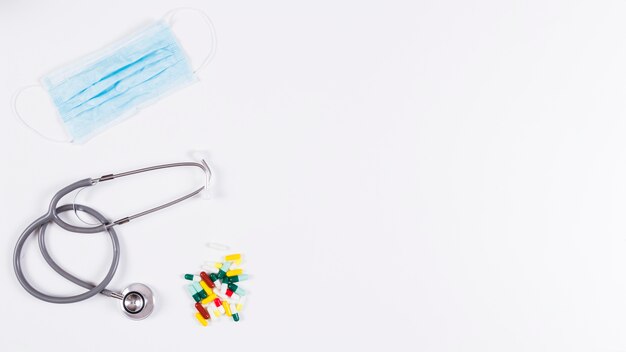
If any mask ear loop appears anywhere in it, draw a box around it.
[163,7,218,74]
[11,85,71,143]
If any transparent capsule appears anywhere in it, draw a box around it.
[201,265,218,274]
[236,296,246,312]
[195,312,208,326]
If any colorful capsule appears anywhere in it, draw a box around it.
[195,302,210,320]
[195,312,208,326]
[236,296,246,312]
[228,283,247,296]
[199,280,213,296]
[209,273,222,288]
[213,297,226,314]
[192,282,208,299]
[231,302,240,322]
[226,268,243,277]
[217,261,233,280]
[209,302,222,317]
[200,271,216,289]
[225,253,241,261]
[187,284,201,302]
[224,274,249,283]
[223,300,232,317]
[225,289,240,301]
[184,274,200,281]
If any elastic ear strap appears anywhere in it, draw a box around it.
[164,7,218,73]
[11,85,70,143]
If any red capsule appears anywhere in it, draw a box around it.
[200,271,216,288]
[195,302,210,320]
[226,289,234,297]
[213,297,223,307]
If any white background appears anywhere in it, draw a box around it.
[2,0,626,351]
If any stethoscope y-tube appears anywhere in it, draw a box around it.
[13,160,211,320]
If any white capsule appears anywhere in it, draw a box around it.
[215,289,228,300]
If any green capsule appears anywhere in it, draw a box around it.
[228,283,246,296]
[217,262,232,280]
[232,312,240,322]
[227,274,248,283]
[209,272,219,283]
[187,284,201,302]
[192,282,208,299]
[184,274,196,281]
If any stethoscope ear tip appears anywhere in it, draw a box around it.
[120,283,155,320]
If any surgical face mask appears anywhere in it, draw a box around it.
[12,8,216,144]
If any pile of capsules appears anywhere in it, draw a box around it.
[184,253,249,326]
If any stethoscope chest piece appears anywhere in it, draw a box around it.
[120,283,155,320]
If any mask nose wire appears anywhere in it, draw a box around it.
[163,7,218,73]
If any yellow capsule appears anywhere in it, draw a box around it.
[214,262,223,269]
[206,294,217,302]
[199,280,213,295]
[226,269,243,277]
[195,312,208,326]
[225,253,241,261]
[234,258,243,266]
[213,309,222,317]
[236,296,246,312]
[223,301,232,316]
[201,296,212,305]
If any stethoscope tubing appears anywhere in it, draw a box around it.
[13,204,120,303]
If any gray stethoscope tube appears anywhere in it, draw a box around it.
[13,160,211,320]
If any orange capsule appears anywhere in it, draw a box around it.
[200,271,216,288]
[195,302,210,320]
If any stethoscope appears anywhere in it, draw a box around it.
[13,160,211,320]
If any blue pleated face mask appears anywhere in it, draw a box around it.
[12,9,216,144]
